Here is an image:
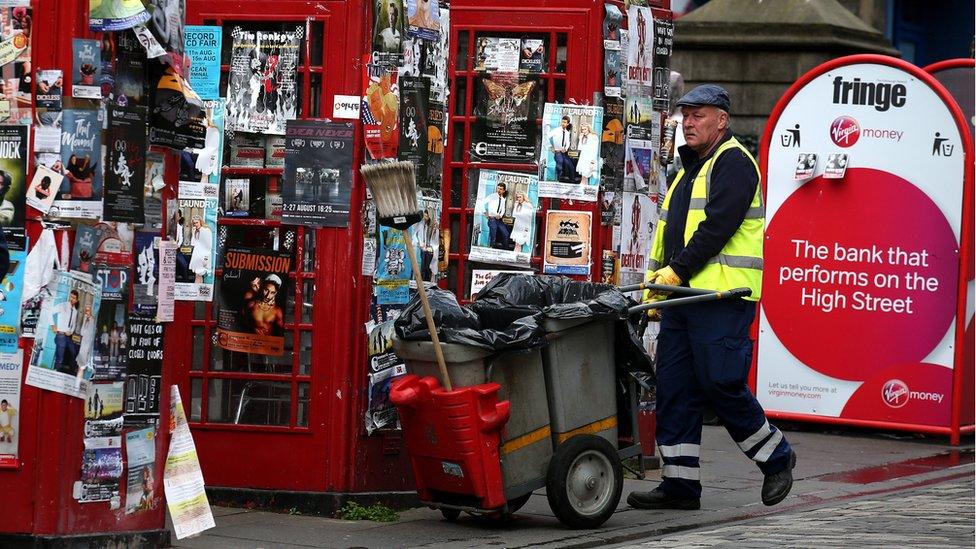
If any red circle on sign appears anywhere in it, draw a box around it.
[763,168,957,381]
[829,116,860,147]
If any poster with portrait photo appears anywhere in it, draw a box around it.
[53,108,103,220]
[0,5,32,125]
[71,38,101,99]
[519,38,546,73]
[470,73,538,163]
[406,0,439,41]
[143,0,185,70]
[372,0,404,66]
[0,249,25,353]
[36,69,63,111]
[0,125,26,244]
[625,5,653,87]
[225,27,301,135]
[104,104,147,223]
[25,165,62,216]
[92,296,128,382]
[619,191,656,275]
[543,210,591,276]
[539,103,603,201]
[824,153,849,179]
[216,247,291,356]
[173,181,218,301]
[282,119,355,227]
[794,152,818,181]
[25,270,102,399]
[411,193,441,282]
[0,350,22,467]
[223,178,249,217]
[469,169,538,266]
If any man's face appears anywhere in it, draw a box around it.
[495,185,505,196]
[261,283,277,302]
[69,293,78,305]
[560,118,568,129]
[1,402,7,411]
[680,105,726,152]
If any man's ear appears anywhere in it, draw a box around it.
[718,111,729,131]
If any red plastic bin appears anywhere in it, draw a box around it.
[391,375,511,510]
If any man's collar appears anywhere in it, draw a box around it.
[677,128,734,167]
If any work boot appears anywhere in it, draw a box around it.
[627,488,700,510]
[761,450,797,506]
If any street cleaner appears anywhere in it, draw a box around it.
[628,84,796,511]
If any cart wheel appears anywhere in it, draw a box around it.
[545,434,622,529]
[440,508,461,521]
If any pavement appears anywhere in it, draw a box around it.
[169,424,974,548]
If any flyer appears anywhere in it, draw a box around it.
[124,427,158,514]
[600,97,625,191]
[130,230,158,314]
[184,26,222,100]
[469,170,538,266]
[216,248,291,356]
[223,179,249,217]
[143,0,185,71]
[0,125,27,243]
[79,435,122,503]
[376,226,411,305]
[411,194,441,282]
[88,0,149,32]
[470,73,538,163]
[113,31,148,107]
[543,210,592,276]
[423,99,445,190]
[25,271,102,399]
[91,258,129,382]
[34,109,61,154]
[0,248,25,353]
[124,314,163,428]
[156,240,177,322]
[71,39,102,99]
[651,15,674,110]
[519,38,546,73]
[225,27,300,135]
[361,61,400,160]
[35,69,63,111]
[53,108,103,220]
[398,76,430,187]
[538,103,603,201]
[405,0,439,41]
[143,152,165,229]
[282,119,355,227]
[83,381,124,438]
[625,5,653,87]
[474,37,519,72]
[148,63,206,150]
[173,181,218,301]
[365,319,406,434]
[0,5,32,125]
[0,350,22,468]
[372,0,404,66]
[164,385,215,539]
[104,104,147,223]
[619,192,656,276]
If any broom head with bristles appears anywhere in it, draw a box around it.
[360,161,421,230]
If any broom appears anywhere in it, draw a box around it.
[360,161,453,391]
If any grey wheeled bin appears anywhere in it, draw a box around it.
[392,339,553,517]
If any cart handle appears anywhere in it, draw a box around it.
[627,287,752,315]
[617,281,716,296]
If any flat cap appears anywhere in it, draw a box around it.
[675,84,731,113]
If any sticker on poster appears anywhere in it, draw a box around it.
[283,119,355,227]
[539,103,604,201]
[399,76,431,187]
[470,269,529,299]
[619,192,656,274]
[89,0,149,31]
[824,153,849,179]
[84,381,124,438]
[469,170,538,266]
[625,5,653,86]
[794,153,818,180]
[184,26,221,100]
[543,210,592,276]
[0,248,24,353]
[365,319,406,434]
[165,385,216,539]
[71,39,102,99]
[104,105,147,223]
[0,350,22,468]
[216,248,291,356]
[124,427,157,514]
[79,435,122,504]
[0,125,26,243]
[0,6,32,125]
[51,108,103,220]
[372,0,404,66]
[376,226,411,305]
[475,37,519,72]
[362,60,400,160]
[124,314,163,428]
[470,73,539,163]
[406,0,439,41]
[173,181,217,301]
[24,270,101,399]
[225,27,301,135]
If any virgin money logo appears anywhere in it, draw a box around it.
[830,116,860,147]
[882,379,909,408]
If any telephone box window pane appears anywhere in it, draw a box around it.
[190,378,203,421]
[193,302,206,320]
[309,73,322,118]
[454,78,467,116]
[556,33,568,73]
[207,379,291,426]
[457,31,469,71]
[309,21,325,65]
[302,231,316,271]
[299,331,312,375]
[297,382,310,427]
[301,280,315,324]
[450,168,462,207]
[210,337,293,375]
[192,327,205,371]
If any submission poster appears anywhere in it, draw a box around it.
[0,125,26,245]
[104,105,147,223]
[282,119,355,227]
[470,73,538,163]
[225,27,301,135]
[216,248,292,356]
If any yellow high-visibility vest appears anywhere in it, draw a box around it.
[647,137,764,301]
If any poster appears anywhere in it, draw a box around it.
[143,0,185,70]
[625,5,653,86]
[601,101,626,191]
[36,69,63,111]
[143,151,165,229]
[0,4,32,125]
[361,60,399,160]
[53,108,103,220]
[173,181,218,301]
[543,210,592,275]
[538,103,603,201]
[79,436,122,503]
[84,381,124,438]
[470,269,529,299]
[216,248,291,356]
[411,194,441,282]
[651,15,674,110]
[34,111,61,155]
[88,0,149,31]
[423,99,445,190]
[148,63,205,150]
[156,240,177,322]
[0,350,21,468]
[71,39,101,99]
[91,284,128,382]
[225,27,301,135]
[125,427,158,514]
[25,270,102,399]
[184,26,221,100]
[282,119,355,227]
[376,226,410,305]
[0,248,24,352]
[619,192,656,276]
[406,0,439,41]
[365,319,406,434]
[519,38,546,73]
[104,104,147,223]
[399,76,430,187]
[470,73,538,163]
[164,385,215,539]
[124,314,163,428]
[223,179,248,217]
[93,221,135,265]
[469,170,538,266]
[371,0,404,65]
[0,125,26,243]
[474,37,519,72]
[604,48,621,96]
[70,226,101,276]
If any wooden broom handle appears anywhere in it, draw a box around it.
[401,230,453,391]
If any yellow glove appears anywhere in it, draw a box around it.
[642,266,683,300]
[645,306,662,322]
